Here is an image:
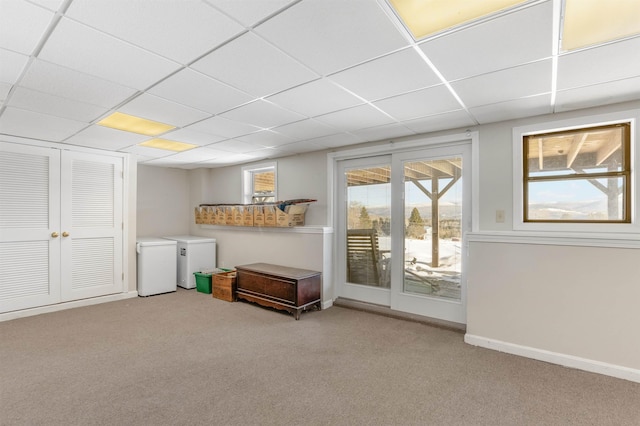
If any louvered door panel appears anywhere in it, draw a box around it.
[60,151,123,301]
[0,143,61,313]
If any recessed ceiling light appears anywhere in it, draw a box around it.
[387,0,528,40]
[97,112,175,136]
[562,0,640,51]
[138,138,198,152]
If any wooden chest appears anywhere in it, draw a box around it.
[235,263,321,320]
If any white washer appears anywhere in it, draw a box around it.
[136,238,177,296]
[163,235,217,289]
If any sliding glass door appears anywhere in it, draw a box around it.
[337,155,392,306]
[337,143,471,324]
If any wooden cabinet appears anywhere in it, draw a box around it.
[235,263,321,320]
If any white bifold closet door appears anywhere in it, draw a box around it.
[0,143,123,313]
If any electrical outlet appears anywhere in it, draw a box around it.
[496,209,505,223]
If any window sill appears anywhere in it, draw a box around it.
[199,224,333,235]
[466,231,640,249]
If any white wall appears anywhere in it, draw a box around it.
[467,240,640,374]
[137,164,191,237]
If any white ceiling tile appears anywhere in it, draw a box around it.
[236,130,295,148]
[0,107,87,142]
[276,140,325,154]
[352,123,416,142]
[192,32,318,97]
[451,60,552,108]
[65,0,244,64]
[118,144,174,160]
[148,68,253,115]
[142,157,200,168]
[0,49,29,84]
[197,153,255,166]
[314,104,396,132]
[129,154,156,163]
[207,139,266,154]
[119,93,210,128]
[271,119,339,141]
[38,18,180,90]
[308,132,364,149]
[63,124,150,150]
[557,36,640,90]
[20,59,137,108]
[256,0,408,75]
[186,116,261,139]
[402,110,476,134]
[420,1,553,81]
[158,147,231,163]
[241,146,286,161]
[8,87,107,122]
[0,83,10,102]
[207,0,295,27]
[219,100,305,129]
[161,128,225,146]
[0,0,54,54]
[330,48,441,101]
[267,78,363,117]
[555,77,640,113]
[468,94,552,124]
[374,85,461,121]
[28,0,65,11]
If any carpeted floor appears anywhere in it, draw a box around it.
[1,289,639,425]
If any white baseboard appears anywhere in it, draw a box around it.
[322,299,334,310]
[0,291,139,322]
[465,334,640,384]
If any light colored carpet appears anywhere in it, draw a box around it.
[1,289,639,425]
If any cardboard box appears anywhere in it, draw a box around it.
[195,207,203,224]
[263,205,276,226]
[206,206,216,225]
[275,204,307,227]
[242,205,254,226]
[216,207,226,225]
[225,206,234,225]
[232,206,243,226]
[253,206,265,226]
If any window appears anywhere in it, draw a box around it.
[523,123,631,223]
[242,162,276,204]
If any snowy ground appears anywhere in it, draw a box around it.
[379,236,462,300]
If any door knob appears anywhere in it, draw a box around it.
[51,232,59,238]
[62,232,70,237]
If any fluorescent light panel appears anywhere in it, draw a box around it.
[97,112,175,136]
[562,0,640,51]
[388,0,529,40]
[138,138,198,152]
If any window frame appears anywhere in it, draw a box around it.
[512,110,639,233]
[242,161,277,204]
[522,122,631,223]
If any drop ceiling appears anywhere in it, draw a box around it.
[1,0,639,169]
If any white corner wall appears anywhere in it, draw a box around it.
[137,164,191,237]
[466,99,640,382]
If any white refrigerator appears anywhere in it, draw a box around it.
[163,235,217,289]
[136,238,177,296]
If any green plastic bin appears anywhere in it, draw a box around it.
[193,272,212,294]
